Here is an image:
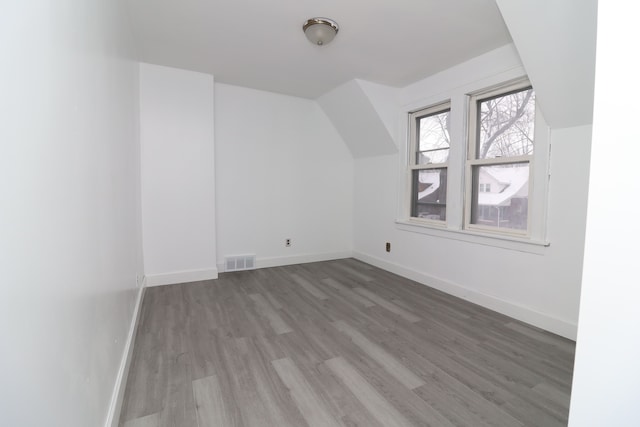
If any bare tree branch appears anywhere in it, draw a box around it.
[479,90,533,158]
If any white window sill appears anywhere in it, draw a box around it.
[395,219,550,255]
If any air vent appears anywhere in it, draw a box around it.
[225,254,256,272]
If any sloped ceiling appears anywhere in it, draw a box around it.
[495,0,597,128]
[317,80,397,159]
[127,0,512,98]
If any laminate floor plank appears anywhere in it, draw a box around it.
[353,286,422,323]
[480,335,574,392]
[364,276,473,326]
[263,290,283,310]
[340,312,523,427]
[413,372,524,427]
[192,374,231,427]
[275,330,363,424]
[123,412,160,427]
[290,273,329,300]
[248,293,293,335]
[244,337,309,427]
[325,356,424,427]
[272,357,342,427]
[352,302,530,407]
[322,277,375,308]
[120,258,575,427]
[220,336,297,427]
[332,319,425,390]
[330,262,374,282]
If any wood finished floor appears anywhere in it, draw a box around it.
[119,258,575,427]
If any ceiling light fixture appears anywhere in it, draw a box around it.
[302,17,339,46]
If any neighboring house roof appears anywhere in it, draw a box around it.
[417,172,441,200]
[478,167,529,207]
[416,166,528,206]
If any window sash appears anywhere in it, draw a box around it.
[466,161,531,235]
[409,103,451,166]
[408,102,451,223]
[465,80,536,236]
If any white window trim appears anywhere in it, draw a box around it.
[397,76,551,252]
[465,79,536,238]
[406,101,451,226]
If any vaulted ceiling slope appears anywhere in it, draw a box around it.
[496,0,597,128]
[126,0,512,98]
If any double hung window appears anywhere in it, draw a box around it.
[405,78,547,243]
[467,82,536,234]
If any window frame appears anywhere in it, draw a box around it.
[407,101,452,226]
[465,80,535,237]
[399,76,551,249]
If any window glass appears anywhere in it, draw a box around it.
[416,110,450,165]
[477,88,535,159]
[470,164,529,231]
[411,168,447,221]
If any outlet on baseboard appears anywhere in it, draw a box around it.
[285,238,291,247]
[386,242,391,252]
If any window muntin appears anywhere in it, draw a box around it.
[467,83,535,235]
[409,103,451,222]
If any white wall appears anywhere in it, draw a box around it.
[140,63,217,285]
[0,1,143,426]
[569,2,640,424]
[215,83,353,269]
[352,45,591,339]
[495,0,597,128]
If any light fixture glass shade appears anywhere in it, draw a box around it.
[303,18,339,46]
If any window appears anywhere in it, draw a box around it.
[402,77,549,245]
[467,83,535,234]
[408,103,450,222]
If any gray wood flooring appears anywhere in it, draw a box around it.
[119,258,575,427]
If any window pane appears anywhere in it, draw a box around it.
[416,110,450,165]
[411,168,447,220]
[471,163,529,230]
[477,88,535,159]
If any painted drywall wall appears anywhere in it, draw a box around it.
[139,63,217,285]
[215,83,353,270]
[0,1,143,426]
[496,0,597,129]
[569,2,640,424]
[352,45,591,339]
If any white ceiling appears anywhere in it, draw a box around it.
[127,0,512,98]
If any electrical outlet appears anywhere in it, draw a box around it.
[386,242,391,252]
[285,238,291,247]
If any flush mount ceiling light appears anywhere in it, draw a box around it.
[302,17,339,46]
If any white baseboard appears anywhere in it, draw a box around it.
[217,251,353,273]
[353,251,577,340]
[105,283,145,427]
[145,267,219,287]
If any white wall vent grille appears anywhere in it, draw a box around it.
[225,254,256,272]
